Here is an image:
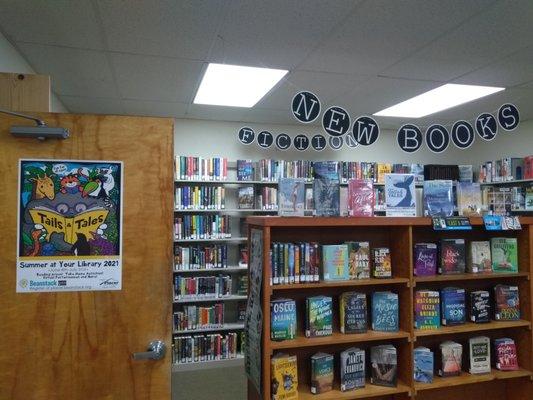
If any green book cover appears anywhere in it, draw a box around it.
[322,244,349,281]
[491,237,518,273]
[306,296,333,337]
[310,352,334,394]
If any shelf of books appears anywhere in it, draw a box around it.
[246,216,533,400]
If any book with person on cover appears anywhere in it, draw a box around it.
[438,341,463,377]
[414,243,438,276]
[346,241,370,279]
[494,285,520,320]
[313,161,340,217]
[469,336,491,374]
[340,292,367,333]
[494,338,519,371]
[491,237,518,273]
[414,347,434,383]
[385,173,416,217]
[370,345,398,387]
[372,291,399,332]
[470,290,491,323]
[305,296,333,337]
[439,239,466,274]
[423,180,454,217]
[271,353,298,400]
[441,287,466,326]
[348,179,375,216]
[414,290,440,330]
[270,299,297,341]
[468,241,492,273]
[310,352,334,394]
[372,247,392,278]
[322,244,349,281]
[237,159,254,181]
[278,178,305,217]
[340,347,365,391]
[238,186,254,209]
[457,182,482,216]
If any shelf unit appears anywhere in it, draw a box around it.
[246,216,533,400]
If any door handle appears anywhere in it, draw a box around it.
[132,340,166,361]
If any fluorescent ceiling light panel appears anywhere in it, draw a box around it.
[373,83,505,118]
[194,63,288,107]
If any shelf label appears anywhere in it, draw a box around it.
[432,217,472,230]
[483,215,521,230]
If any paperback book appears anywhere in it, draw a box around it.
[322,244,349,281]
[346,241,370,279]
[340,292,367,333]
[414,243,438,276]
[305,296,333,337]
[270,299,297,341]
[441,287,466,326]
[278,178,305,217]
[237,159,254,181]
[470,290,491,323]
[348,179,375,216]
[340,186,348,216]
[468,241,492,273]
[414,290,440,330]
[491,237,518,273]
[385,173,416,217]
[469,336,491,374]
[494,285,520,320]
[372,247,392,278]
[439,238,466,274]
[370,345,398,387]
[271,353,298,400]
[313,161,340,217]
[372,291,399,332]
[494,338,519,371]
[423,180,454,217]
[438,341,463,377]
[310,352,334,394]
[340,347,365,391]
[414,347,434,383]
[238,186,254,209]
[457,182,482,216]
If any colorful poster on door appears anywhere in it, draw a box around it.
[16,159,123,292]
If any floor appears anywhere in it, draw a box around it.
[172,365,246,400]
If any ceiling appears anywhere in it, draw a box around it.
[1,0,533,129]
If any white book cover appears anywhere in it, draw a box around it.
[385,174,416,217]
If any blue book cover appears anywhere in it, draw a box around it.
[385,173,416,216]
[270,299,297,341]
[237,159,254,181]
[322,245,349,281]
[423,180,454,217]
[414,347,434,383]
[278,178,305,216]
[340,347,365,391]
[441,287,466,325]
[313,161,340,216]
[371,292,399,332]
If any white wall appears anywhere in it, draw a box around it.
[0,31,67,112]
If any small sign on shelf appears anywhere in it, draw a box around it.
[432,216,472,230]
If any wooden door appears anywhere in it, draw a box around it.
[0,112,173,400]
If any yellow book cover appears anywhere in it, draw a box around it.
[377,164,392,184]
[271,354,298,400]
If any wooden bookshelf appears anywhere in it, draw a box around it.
[246,216,533,400]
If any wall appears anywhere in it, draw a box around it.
[0,31,67,112]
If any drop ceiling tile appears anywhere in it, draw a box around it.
[186,104,247,123]
[0,0,104,49]
[110,53,204,102]
[58,96,125,115]
[122,99,188,118]
[240,108,295,126]
[208,0,360,69]
[95,0,225,59]
[17,43,119,98]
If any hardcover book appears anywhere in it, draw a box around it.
[414,290,440,330]
[340,347,365,391]
[322,244,349,281]
[305,296,333,337]
[457,182,482,216]
[414,347,434,383]
[526,187,533,210]
[310,352,334,394]
[370,345,398,387]
[470,290,491,323]
[372,291,399,332]
[346,241,370,279]
[340,186,349,216]
[372,247,392,278]
[385,173,416,217]
[348,179,375,217]
[468,241,492,273]
[458,165,473,182]
[441,287,466,326]
[377,164,392,184]
[423,180,454,217]
[340,292,367,333]
[410,164,425,184]
[494,338,519,371]
[414,243,438,276]
[313,161,340,217]
[270,299,297,341]
[438,341,463,377]
[278,178,305,217]
[439,239,466,274]
[237,159,254,181]
[494,285,520,320]
[491,237,518,273]
[469,336,491,374]
[271,353,298,400]
[238,186,254,209]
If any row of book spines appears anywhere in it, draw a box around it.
[173,215,231,239]
[174,245,228,270]
[175,186,225,209]
[175,156,228,181]
[173,275,232,299]
[173,304,224,331]
[270,242,320,285]
[478,156,533,183]
[172,332,240,364]
[255,159,314,181]
[257,187,278,209]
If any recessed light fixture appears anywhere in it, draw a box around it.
[194,63,288,107]
[373,83,505,118]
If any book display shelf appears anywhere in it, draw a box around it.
[246,216,533,400]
